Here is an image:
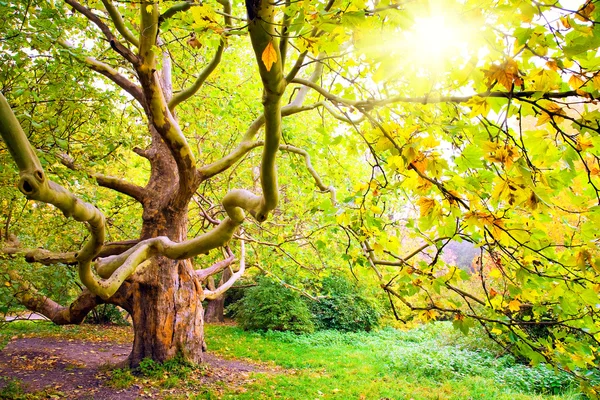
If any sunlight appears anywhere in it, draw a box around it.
[403,14,469,69]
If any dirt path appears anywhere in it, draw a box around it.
[0,336,276,399]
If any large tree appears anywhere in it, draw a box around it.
[1,0,600,391]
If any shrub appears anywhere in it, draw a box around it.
[84,304,130,326]
[309,275,380,332]
[229,277,314,334]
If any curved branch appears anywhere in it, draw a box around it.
[0,240,140,266]
[57,152,146,203]
[95,217,241,278]
[64,0,139,67]
[101,0,139,47]
[0,93,137,300]
[58,40,144,105]
[203,239,245,300]
[168,41,225,111]
[196,247,235,281]
[7,270,103,324]
[168,0,231,111]
[159,1,192,23]
[279,144,337,205]
[289,58,323,107]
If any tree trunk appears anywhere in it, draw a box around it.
[122,201,206,367]
[204,297,225,323]
[204,267,231,323]
[127,256,205,366]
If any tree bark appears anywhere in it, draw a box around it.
[127,255,205,365]
[204,267,231,323]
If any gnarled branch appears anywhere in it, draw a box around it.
[279,144,337,205]
[196,247,235,281]
[6,270,103,324]
[203,239,245,300]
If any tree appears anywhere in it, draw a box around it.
[1,0,599,392]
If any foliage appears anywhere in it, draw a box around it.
[205,323,582,399]
[0,0,600,389]
[106,368,134,389]
[229,277,315,334]
[0,377,25,400]
[84,304,130,326]
[309,275,381,332]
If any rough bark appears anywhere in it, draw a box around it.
[128,255,205,365]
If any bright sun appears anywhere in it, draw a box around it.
[404,14,467,68]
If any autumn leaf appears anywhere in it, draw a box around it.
[568,74,585,90]
[187,35,202,49]
[536,102,566,126]
[489,268,502,279]
[261,41,277,72]
[508,299,522,312]
[483,59,523,90]
[465,96,490,117]
[575,1,595,21]
[560,16,572,29]
[576,135,594,151]
[417,197,436,218]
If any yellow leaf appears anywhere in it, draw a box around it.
[568,74,585,89]
[417,197,436,218]
[4,281,10,287]
[388,155,405,172]
[536,102,565,126]
[261,41,278,72]
[483,59,522,90]
[593,75,600,91]
[372,241,383,254]
[560,16,571,29]
[145,4,153,13]
[491,327,503,335]
[508,299,522,312]
[575,1,595,21]
[489,268,502,279]
[370,205,383,214]
[532,69,560,91]
[576,135,594,151]
[466,96,490,117]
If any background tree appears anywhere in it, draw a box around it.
[1,0,600,393]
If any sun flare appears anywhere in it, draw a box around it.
[404,14,468,68]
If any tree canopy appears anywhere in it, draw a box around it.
[1,0,600,394]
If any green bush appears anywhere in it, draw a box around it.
[84,304,130,326]
[309,275,380,332]
[229,277,314,334]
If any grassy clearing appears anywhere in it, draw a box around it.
[0,321,586,399]
[203,323,583,400]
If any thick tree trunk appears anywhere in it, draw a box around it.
[127,256,205,366]
[123,200,206,367]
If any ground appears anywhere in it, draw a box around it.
[0,322,279,399]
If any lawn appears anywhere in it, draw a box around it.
[0,320,585,399]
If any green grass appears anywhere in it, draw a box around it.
[0,320,586,399]
[203,323,584,400]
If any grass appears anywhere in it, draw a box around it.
[202,323,584,400]
[0,320,587,399]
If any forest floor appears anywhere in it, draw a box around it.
[0,322,280,399]
[0,321,585,400]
